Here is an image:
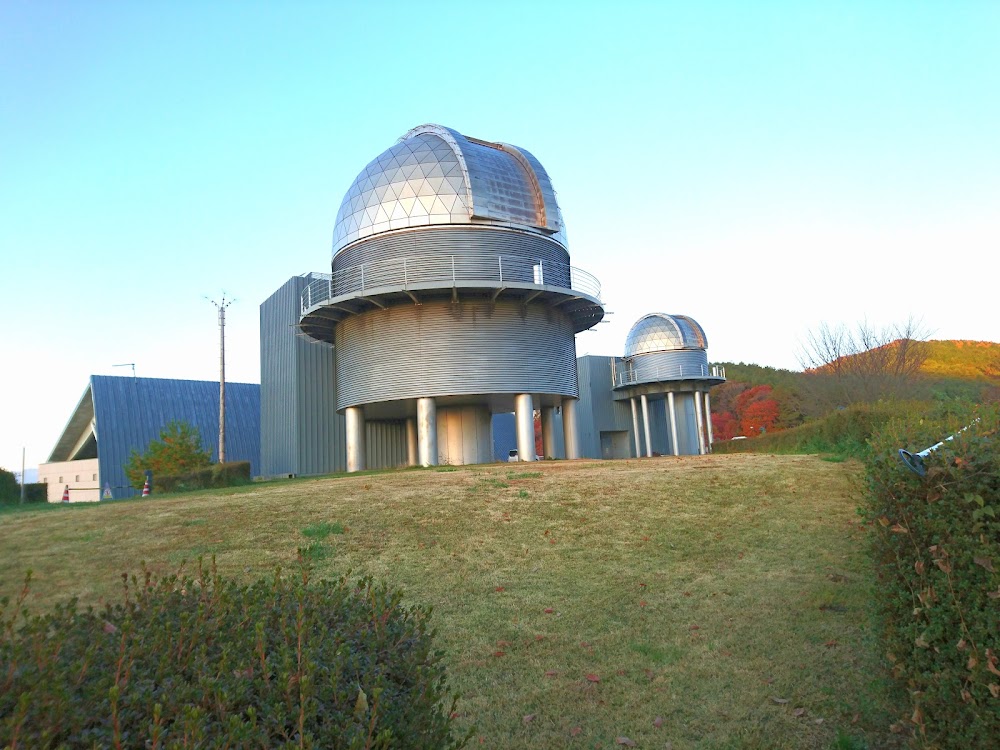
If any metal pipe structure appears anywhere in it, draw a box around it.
[345,407,366,472]
[515,393,536,462]
[694,391,706,455]
[563,397,580,460]
[630,397,642,458]
[640,393,653,458]
[406,418,418,467]
[899,419,980,476]
[666,392,679,456]
[703,392,714,449]
[416,397,438,467]
[540,406,557,460]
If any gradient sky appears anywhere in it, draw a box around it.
[2,1,998,475]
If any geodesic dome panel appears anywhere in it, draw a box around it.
[624,313,708,357]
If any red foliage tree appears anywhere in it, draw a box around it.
[740,398,780,436]
[711,411,739,441]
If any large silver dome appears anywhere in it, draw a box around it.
[331,124,566,257]
[624,313,708,358]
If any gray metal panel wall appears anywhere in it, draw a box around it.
[365,421,406,470]
[629,349,709,382]
[438,406,492,465]
[574,356,633,459]
[333,226,571,289]
[492,413,516,460]
[336,300,578,409]
[260,276,343,477]
[92,375,260,498]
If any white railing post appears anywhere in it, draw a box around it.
[360,265,365,294]
[451,255,456,286]
[498,256,503,285]
[403,257,408,289]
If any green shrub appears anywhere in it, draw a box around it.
[156,461,252,494]
[713,401,924,458]
[863,403,1000,747]
[0,561,469,749]
[125,421,211,490]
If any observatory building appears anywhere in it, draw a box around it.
[571,314,725,459]
[261,124,605,473]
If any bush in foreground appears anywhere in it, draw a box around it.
[0,561,468,749]
[156,460,253,494]
[864,404,999,747]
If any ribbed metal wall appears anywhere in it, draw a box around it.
[491,413,516,461]
[333,225,571,288]
[91,376,260,498]
[260,276,344,477]
[628,349,710,383]
[574,356,633,459]
[335,300,578,410]
[365,421,407,469]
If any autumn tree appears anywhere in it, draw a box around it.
[125,421,211,490]
[798,316,930,408]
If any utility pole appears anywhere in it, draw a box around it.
[20,447,25,505]
[208,295,234,463]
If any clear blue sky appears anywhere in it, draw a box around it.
[2,1,998,474]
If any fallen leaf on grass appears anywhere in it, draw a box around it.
[544,607,554,614]
[824,640,838,648]
[544,670,558,677]
[974,556,995,572]
[522,714,535,724]
[570,727,582,736]
[771,697,789,704]
[103,621,117,634]
[689,624,700,630]
[639,600,647,607]
[495,586,505,592]
[535,634,544,641]
[585,673,601,683]
[615,737,636,747]
[792,708,806,717]
[653,716,663,728]
[493,651,505,658]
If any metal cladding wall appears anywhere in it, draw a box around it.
[491,413,516,461]
[332,227,571,288]
[574,356,633,459]
[90,376,260,498]
[335,300,578,410]
[628,349,710,383]
[260,276,343,477]
[260,276,409,475]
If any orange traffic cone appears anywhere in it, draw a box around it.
[142,478,151,498]
[61,485,70,503]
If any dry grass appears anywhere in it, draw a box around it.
[0,454,904,749]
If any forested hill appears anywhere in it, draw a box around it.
[920,340,1000,381]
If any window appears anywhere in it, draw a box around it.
[75,475,80,482]
[59,477,63,483]
[92,474,97,481]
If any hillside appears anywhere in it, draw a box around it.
[919,339,1000,381]
[0,457,904,749]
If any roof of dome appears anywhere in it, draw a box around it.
[624,313,708,357]
[331,124,566,256]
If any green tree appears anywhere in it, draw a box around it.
[125,421,211,490]
[0,468,20,503]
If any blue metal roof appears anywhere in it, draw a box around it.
[91,376,260,497]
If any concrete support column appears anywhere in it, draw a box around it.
[667,391,679,456]
[345,406,366,473]
[540,406,557,460]
[640,393,653,458]
[515,393,537,462]
[630,397,642,458]
[405,417,418,466]
[562,397,580,460]
[694,390,706,455]
[703,392,714,450]
[416,397,438,467]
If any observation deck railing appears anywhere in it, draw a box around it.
[615,363,726,387]
[300,253,602,314]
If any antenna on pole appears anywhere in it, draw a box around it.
[113,363,136,381]
[207,293,235,463]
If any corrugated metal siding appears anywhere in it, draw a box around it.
[333,226,571,288]
[575,356,633,459]
[92,375,260,498]
[335,300,578,409]
[365,421,406,469]
[492,413,516,461]
[260,276,344,477]
[438,406,492,465]
[628,350,709,383]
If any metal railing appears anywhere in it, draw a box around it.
[615,363,725,387]
[300,253,601,313]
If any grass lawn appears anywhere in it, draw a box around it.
[0,454,905,749]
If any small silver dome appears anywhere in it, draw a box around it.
[331,124,566,257]
[624,313,708,357]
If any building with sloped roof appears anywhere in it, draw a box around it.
[39,376,259,501]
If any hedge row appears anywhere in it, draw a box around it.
[864,403,999,747]
[156,461,252,493]
[0,561,469,749]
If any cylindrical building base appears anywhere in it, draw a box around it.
[540,406,557,460]
[406,417,418,466]
[563,397,580,459]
